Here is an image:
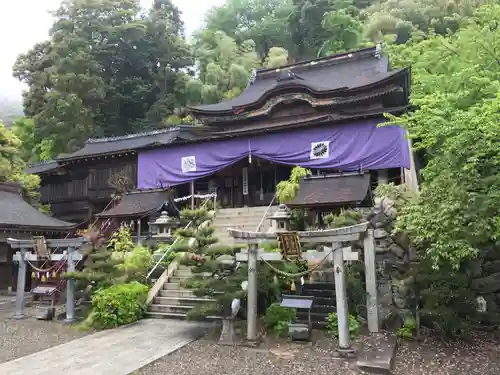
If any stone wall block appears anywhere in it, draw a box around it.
[471,272,500,294]
[483,260,500,275]
[389,244,406,258]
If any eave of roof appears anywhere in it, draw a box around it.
[187,47,406,114]
[0,182,76,232]
[287,172,372,208]
[95,189,172,218]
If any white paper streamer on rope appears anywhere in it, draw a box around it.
[173,193,217,202]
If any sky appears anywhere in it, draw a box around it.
[0,0,224,100]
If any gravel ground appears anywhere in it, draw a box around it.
[0,302,86,364]
[135,329,500,375]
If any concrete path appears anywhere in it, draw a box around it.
[0,319,207,375]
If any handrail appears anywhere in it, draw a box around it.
[146,193,216,280]
[255,193,276,232]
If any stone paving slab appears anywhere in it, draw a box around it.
[0,319,206,375]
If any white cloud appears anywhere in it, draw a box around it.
[0,0,224,99]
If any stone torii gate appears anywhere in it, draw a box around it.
[7,237,88,322]
[228,222,378,352]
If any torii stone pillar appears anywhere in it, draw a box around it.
[229,222,378,351]
[8,237,87,321]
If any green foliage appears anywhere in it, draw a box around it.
[108,226,134,253]
[13,0,192,156]
[264,302,296,337]
[326,312,361,338]
[324,209,363,228]
[385,4,500,269]
[173,207,246,319]
[397,316,417,340]
[65,246,128,290]
[276,166,311,203]
[10,117,53,164]
[0,121,41,204]
[261,241,280,252]
[87,282,149,329]
[120,245,154,284]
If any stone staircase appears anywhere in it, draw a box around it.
[212,206,278,245]
[146,265,216,320]
[296,282,337,329]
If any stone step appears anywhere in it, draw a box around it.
[145,311,222,322]
[162,282,187,290]
[149,304,194,314]
[214,217,270,223]
[154,296,216,305]
[168,276,191,284]
[158,289,196,298]
[145,311,187,320]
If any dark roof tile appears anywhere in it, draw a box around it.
[25,160,60,175]
[0,182,75,231]
[287,173,371,207]
[95,189,172,218]
[189,47,393,113]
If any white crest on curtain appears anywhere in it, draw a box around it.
[181,156,197,173]
[310,141,330,159]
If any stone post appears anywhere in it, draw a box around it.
[247,243,258,342]
[363,229,379,333]
[13,249,27,320]
[333,245,352,352]
[64,248,76,323]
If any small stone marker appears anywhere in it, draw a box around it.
[356,333,397,374]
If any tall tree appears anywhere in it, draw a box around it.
[202,0,294,62]
[362,0,492,44]
[0,121,40,202]
[387,4,500,268]
[13,0,192,157]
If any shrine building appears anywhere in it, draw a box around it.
[26,46,417,224]
[0,182,75,291]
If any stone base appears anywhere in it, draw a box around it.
[288,323,310,341]
[356,333,397,374]
[35,306,55,320]
[218,319,237,345]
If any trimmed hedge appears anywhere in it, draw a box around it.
[88,282,149,329]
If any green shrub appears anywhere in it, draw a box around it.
[397,316,417,340]
[264,302,296,337]
[88,282,149,329]
[324,209,363,228]
[326,312,361,338]
[121,245,153,283]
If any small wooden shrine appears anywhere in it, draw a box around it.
[0,182,76,292]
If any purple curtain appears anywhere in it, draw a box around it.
[138,119,410,189]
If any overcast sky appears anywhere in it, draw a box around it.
[0,0,223,100]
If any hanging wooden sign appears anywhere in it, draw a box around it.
[277,232,302,261]
[242,167,249,196]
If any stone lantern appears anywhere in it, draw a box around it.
[150,211,180,244]
[269,204,292,233]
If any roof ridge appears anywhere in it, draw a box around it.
[256,46,377,77]
[86,127,181,144]
[27,159,58,168]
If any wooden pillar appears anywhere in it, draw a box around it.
[13,249,26,319]
[190,181,195,209]
[247,243,258,342]
[64,248,76,323]
[363,229,379,333]
[333,245,352,351]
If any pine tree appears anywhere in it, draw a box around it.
[65,246,128,291]
[173,207,248,319]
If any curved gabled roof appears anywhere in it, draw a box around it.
[188,47,396,114]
